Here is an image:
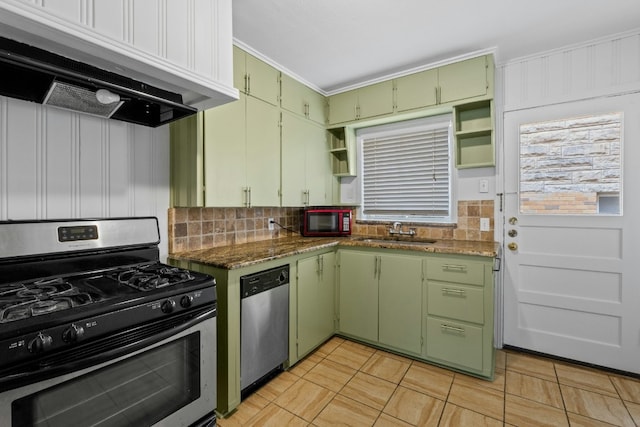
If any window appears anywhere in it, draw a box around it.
[358,114,454,222]
[519,112,622,215]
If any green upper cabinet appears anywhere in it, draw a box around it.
[296,252,336,359]
[281,111,332,206]
[328,80,394,125]
[203,94,281,207]
[203,98,247,207]
[396,55,491,113]
[170,112,204,207]
[395,68,438,113]
[329,55,494,124]
[233,46,280,106]
[438,56,489,104]
[280,73,326,125]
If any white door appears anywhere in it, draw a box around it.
[503,93,640,374]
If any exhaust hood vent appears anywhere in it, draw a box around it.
[0,36,196,127]
[44,82,124,118]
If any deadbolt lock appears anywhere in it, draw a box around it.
[509,217,518,225]
[508,229,518,237]
[508,242,518,251]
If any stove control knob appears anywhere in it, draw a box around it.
[62,324,85,343]
[28,333,53,354]
[161,299,176,314]
[180,295,194,308]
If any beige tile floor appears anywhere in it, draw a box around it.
[218,337,640,427]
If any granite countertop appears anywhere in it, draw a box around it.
[169,235,500,270]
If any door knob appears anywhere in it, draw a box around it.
[508,242,518,251]
[508,229,518,237]
[509,217,518,225]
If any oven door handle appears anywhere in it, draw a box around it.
[0,305,216,393]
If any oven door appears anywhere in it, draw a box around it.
[0,309,216,427]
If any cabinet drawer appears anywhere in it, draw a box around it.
[426,317,483,371]
[426,258,485,286]
[427,282,484,324]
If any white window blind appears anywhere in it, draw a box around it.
[360,116,452,219]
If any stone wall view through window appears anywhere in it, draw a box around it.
[519,112,622,215]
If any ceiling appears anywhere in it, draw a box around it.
[232,0,640,94]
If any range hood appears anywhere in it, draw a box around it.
[0,36,197,127]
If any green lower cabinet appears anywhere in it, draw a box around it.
[296,252,336,359]
[377,254,422,355]
[338,250,379,342]
[424,255,495,379]
[338,249,423,356]
[338,249,495,380]
[425,316,484,372]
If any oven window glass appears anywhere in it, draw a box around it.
[309,213,338,232]
[12,333,200,427]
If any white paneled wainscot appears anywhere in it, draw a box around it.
[0,97,171,259]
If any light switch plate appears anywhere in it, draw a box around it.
[480,218,490,231]
[479,179,489,193]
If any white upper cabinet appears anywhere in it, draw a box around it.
[0,0,238,111]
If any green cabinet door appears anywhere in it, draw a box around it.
[203,96,247,207]
[281,112,331,207]
[280,73,308,118]
[297,253,336,358]
[281,74,326,125]
[338,250,378,342]
[438,56,487,104]
[395,68,438,112]
[329,89,358,124]
[378,253,423,355]
[306,86,327,125]
[305,122,331,206]
[281,111,309,206]
[245,96,281,207]
[234,46,280,106]
[170,112,204,207]
[357,80,394,120]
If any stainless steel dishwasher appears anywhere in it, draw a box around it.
[240,264,289,394]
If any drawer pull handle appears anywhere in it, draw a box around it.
[442,288,466,297]
[441,324,466,336]
[443,264,467,272]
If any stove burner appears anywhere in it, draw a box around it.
[114,264,195,291]
[0,278,96,324]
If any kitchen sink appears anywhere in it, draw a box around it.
[353,237,437,246]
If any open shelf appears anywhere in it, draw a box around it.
[328,127,356,176]
[454,100,494,168]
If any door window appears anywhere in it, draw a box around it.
[519,112,622,215]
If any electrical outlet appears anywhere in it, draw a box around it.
[480,218,490,231]
[268,218,274,231]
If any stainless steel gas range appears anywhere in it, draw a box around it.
[0,217,217,427]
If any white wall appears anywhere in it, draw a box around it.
[0,96,171,259]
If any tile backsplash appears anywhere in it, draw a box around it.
[351,200,494,242]
[168,207,302,253]
[168,200,494,253]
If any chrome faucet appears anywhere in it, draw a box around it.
[389,221,416,236]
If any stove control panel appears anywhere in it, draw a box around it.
[58,225,98,242]
[0,286,216,369]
